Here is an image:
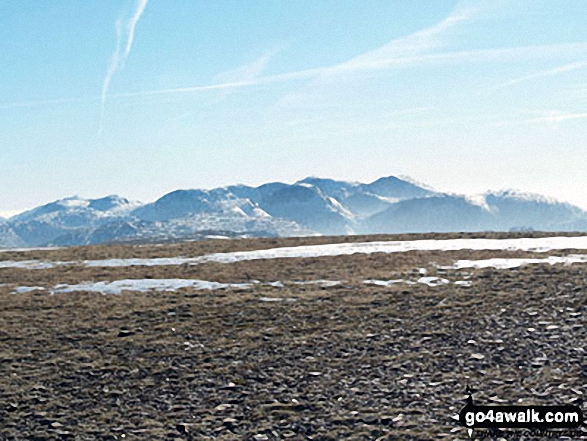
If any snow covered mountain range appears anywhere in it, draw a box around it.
[2,177,586,248]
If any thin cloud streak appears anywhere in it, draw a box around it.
[123,0,148,63]
[326,7,476,75]
[110,42,587,100]
[529,111,587,123]
[100,19,123,131]
[0,96,94,110]
[3,43,587,111]
[495,60,587,89]
[99,0,148,134]
[491,110,587,127]
[214,50,277,84]
[117,7,476,98]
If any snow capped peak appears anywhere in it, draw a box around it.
[360,175,434,199]
[464,194,493,212]
[58,196,90,208]
[396,175,436,191]
[4,176,587,249]
[88,195,140,212]
[485,189,564,205]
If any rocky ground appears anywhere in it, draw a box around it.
[1,233,586,440]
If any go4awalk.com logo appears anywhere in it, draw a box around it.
[457,387,584,439]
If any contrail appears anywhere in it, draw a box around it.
[493,60,587,90]
[99,0,148,134]
[123,0,148,63]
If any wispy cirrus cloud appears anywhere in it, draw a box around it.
[107,0,587,103]
[529,110,587,123]
[0,96,93,110]
[3,41,586,112]
[213,50,277,85]
[115,7,477,99]
[317,7,476,77]
[3,1,586,111]
[494,60,587,90]
[100,0,148,133]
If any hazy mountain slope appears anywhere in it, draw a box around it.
[228,181,355,234]
[359,176,434,200]
[132,189,235,221]
[8,196,139,246]
[362,191,587,234]
[295,177,357,200]
[295,176,436,218]
[259,184,353,235]
[3,176,587,248]
[11,195,137,223]
[485,191,584,231]
[227,182,290,205]
[361,195,494,233]
[0,222,25,248]
[50,214,314,246]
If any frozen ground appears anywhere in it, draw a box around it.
[3,235,587,270]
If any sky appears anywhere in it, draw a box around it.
[1,0,587,216]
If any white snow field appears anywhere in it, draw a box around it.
[447,254,587,269]
[2,236,587,270]
[92,235,587,266]
[49,279,252,295]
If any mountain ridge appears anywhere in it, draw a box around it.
[2,176,586,248]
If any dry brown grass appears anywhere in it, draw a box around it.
[1,233,586,439]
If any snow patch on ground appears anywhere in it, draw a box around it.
[364,279,404,287]
[13,286,46,294]
[447,254,587,269]
[417,277,450,287]
[364,278,456,287]
[292,280,343,288]
[454,280,473,287]
[84,257,200,268]
[0,247,62,253]
[193,236,587,265]
[259,297,297,302]
[0,260,71,270]
[79,236,587,268]
[3,236,587,270]
[50,279,252,295]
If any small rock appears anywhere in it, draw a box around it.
[176,423,192,434]
[223,417,238,427]
[117,329,135,337]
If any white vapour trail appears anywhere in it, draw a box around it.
[123,0,148,64]
[99,0,148,134]
[107,42,587,100]
[494,60,587,90]
[100,20,123,133]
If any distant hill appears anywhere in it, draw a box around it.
[2,176,586,248]
[361,195,492,233]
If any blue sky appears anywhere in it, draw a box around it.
[1,0,587,215]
